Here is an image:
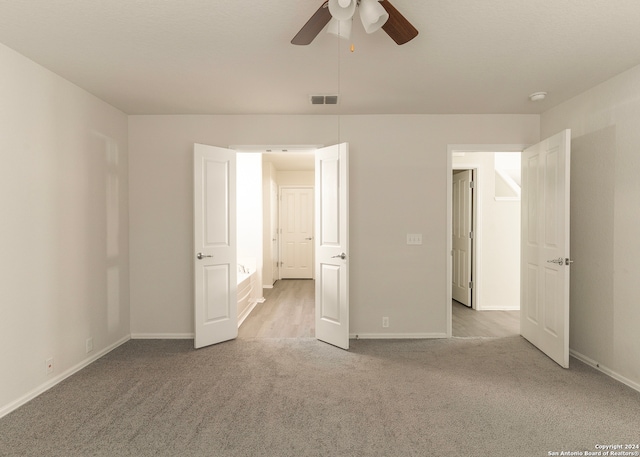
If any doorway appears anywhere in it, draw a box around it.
[447,145,524,338]
[245,148,317,339]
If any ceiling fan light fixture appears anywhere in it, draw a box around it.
[328,0,357,21]
[327,16,353,39]
[359,0,389,34]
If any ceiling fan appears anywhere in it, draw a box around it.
[291,0,418,46]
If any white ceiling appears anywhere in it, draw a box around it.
[1,0,640,116]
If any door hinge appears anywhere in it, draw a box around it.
[469,231,474,239]
[470,181,475,189]
[469,281,474,289]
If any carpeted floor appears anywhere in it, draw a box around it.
[1,337,639,457]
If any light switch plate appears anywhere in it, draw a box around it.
[407,233,423,245]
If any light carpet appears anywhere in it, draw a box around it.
[1,337,639,457]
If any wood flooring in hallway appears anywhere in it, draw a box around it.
[452,300,520,338]
[238,279,315,339]
[238,279,520,339]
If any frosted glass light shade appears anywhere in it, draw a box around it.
[327,17,353,39]
[328,0,357,21]
[359,0,389,34]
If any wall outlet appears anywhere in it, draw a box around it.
[86,337,94,354]
[46,357,54,374]
[382,317,389,328]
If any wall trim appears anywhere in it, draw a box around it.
[351,333,448,340]
[0,335,131,420]
[238,301,259,327]
[570,349,640,394]
[130,333,194,339]
[480,306,520,311]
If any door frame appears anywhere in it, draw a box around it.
[446,144,527,337]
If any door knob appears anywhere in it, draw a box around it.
[331,252,347,260]
[546,257,564,265]
[565,258,574,266]
[305,237,313,240]
[197,252,213,260]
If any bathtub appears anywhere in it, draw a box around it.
[237,264,256,326]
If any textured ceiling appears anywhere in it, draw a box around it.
[1,0,640,115]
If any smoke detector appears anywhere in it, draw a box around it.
[529,92,547,102]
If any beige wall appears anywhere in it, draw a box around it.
[277,170,314,187]
[0,43,130,416]
[128,114,539,338]
[541,63,640,390]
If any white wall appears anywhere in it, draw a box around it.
[541,63,640,390]
[0,43,130,416]
[128,114,539,338]
[453,152,520,310]
[277,170,314,187]
[236,152,263,303]
[262,161,277,287]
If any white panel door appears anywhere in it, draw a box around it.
[315,143,349,350]
[194,143,237,349]
[280,187,314,279]
[452,170,473,307]
[521,130,571,368]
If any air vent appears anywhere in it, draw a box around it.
[309,95,339,105]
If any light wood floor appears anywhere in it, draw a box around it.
[238,280,520,339]
[452,300,520,337]
[238,279,315,338]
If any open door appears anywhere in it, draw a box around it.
[194,143,238,349]
[315,143,349,350]
[452,169,473,307]
[521,130,571,368]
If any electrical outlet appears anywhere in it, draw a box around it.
[86,337,94,354]
[382,317,389,328]
[46,357,54,375]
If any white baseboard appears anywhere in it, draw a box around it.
[0,335,131,420]
[476,307,520,311]
[351,332,448,340]
[238,301,259,327]
[570,349,640,394]
[130,333,194,339]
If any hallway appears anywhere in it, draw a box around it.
[452,300,520,337]
[238,279,315,338]
[239,280,520,339]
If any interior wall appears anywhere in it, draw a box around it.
[262,162,277,287]
[541,63,640,390]
[277,170,314,186]
[0,43,130,416]
[236,153,263,302]
[453,152,520,310]
[128,114,539,338]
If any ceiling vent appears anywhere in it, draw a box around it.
[310,95,339,105]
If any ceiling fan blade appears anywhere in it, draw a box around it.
[291,1,332,45]
[380,0,419,45]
